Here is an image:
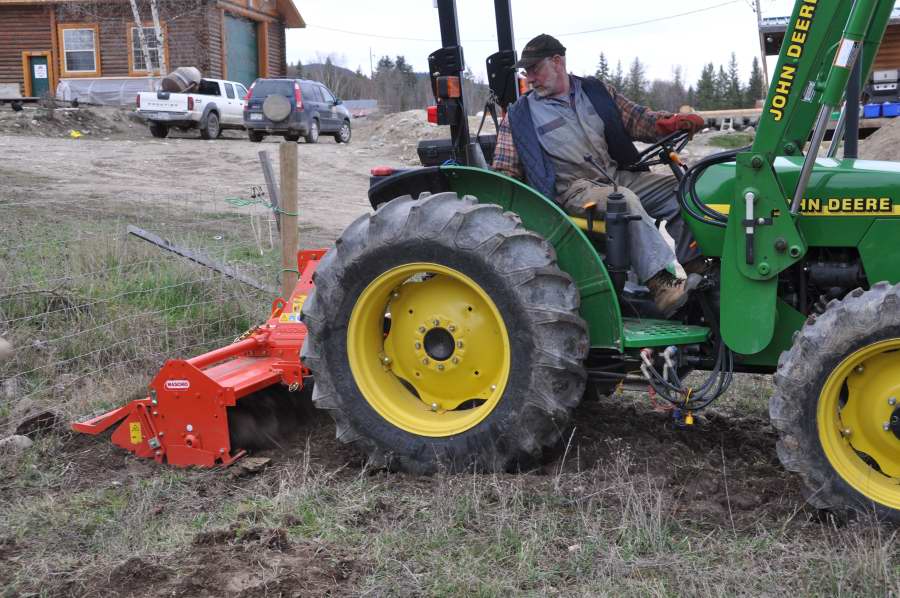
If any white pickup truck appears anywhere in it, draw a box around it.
[136,78,249,140]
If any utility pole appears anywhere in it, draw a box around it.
[754,0,770,84]
[369,47,374,78]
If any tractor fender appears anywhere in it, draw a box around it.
[368,165,623,350]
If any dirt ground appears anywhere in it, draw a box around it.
[1,105,898,597]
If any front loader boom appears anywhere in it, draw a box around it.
[720,0,895,354]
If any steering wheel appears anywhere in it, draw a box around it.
[626,130,692,179]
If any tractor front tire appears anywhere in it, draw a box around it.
[771,282,900,522]
[301,192,589,473]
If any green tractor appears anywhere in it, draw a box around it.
[301,0,900,522]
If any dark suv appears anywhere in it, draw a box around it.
[243,78,352,144]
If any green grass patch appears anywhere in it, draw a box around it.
[707,132,755,148]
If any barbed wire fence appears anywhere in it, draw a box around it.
[0,185,288,422]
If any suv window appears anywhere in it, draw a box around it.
[300,82,321,102]
[319,85,335,103]
[197,80,221,96]
[252,79,294,97]
[224,83,235,99]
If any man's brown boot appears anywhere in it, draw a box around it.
[646,271,702,318]
[683,257,714,277]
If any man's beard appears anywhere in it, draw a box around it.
[533,68,563,97]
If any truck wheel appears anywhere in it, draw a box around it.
[304,119,319,144]
[301,192,589,473]
[248,130,265,143]
[334,120,351,144]
[771,282,900,522]
[199,111,221,140]
[149,122,168,138]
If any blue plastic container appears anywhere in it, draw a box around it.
[883,102,900,117]
[864,103,882,118]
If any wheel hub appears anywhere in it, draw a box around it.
[348,263,510,437]
[891,406,900,441]
[423,326,455,362]
[820,339,900,507]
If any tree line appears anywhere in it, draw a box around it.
[290,51,767,116]
[287,54,490,116]
[595,52,767,112]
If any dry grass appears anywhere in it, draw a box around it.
[1,197,899,597]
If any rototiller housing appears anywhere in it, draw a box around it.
[77,0,900,522]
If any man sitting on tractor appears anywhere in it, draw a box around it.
[492,34,708,317]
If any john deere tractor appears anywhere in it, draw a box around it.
[300,0,900,521]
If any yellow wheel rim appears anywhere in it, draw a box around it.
[818,339,900,509]
[347,263,511,437]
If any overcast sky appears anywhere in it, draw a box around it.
[285,0,811,88]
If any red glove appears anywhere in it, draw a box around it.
[656,113,705,138]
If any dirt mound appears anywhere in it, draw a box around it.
[365,109,498,165]
[859,117,900,160]
[0,103,143,139]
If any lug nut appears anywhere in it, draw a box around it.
[382,356,391,365]
[448,325,456,332]
[490,384,497,391]
[186,424,193,432]
[452,357,459,364]
[415,342,422,350]
[841,428,852,437]
[433,319,440,326]
[422,358,429,365]
[457,341,464,348]
[884,423,891,432]
[418,326,426,333]
[431,403,439,412]
[437,364,444,371]
[890,397,897,406]
[855,365,865,374]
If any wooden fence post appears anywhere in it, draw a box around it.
[279,142,299,299]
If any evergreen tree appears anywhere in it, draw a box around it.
[624,57,647,103]
[611,60,625,90]
[715,65,729,109]
[687,85,696,109]
[296,59,303,78]
[725,52,743,108]
[595,52,610,82]
[746,56,766,107]
[695,63,717,110]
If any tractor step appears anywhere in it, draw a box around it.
[622,318,710,348]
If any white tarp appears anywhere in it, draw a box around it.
[56,77,160,106]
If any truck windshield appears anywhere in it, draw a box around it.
[251,80,293,97]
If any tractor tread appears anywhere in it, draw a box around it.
[302,191,589,473]
[770,281,900,522]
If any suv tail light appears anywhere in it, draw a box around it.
[136,94,141,108]
[244,82,254,110]
[294,82,303,110]
[427,105,437,124]
[187,96,194,111]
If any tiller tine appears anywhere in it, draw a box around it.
[71,249,327,467]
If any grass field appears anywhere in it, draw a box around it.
[1,191,898,597]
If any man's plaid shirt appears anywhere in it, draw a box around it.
[491,79,671,181]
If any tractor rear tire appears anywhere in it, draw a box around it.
[301,192,589,473]
[771,282,900,523]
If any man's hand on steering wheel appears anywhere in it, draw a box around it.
[655,113,706,139]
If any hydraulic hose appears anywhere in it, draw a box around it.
[677,146,751,228]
